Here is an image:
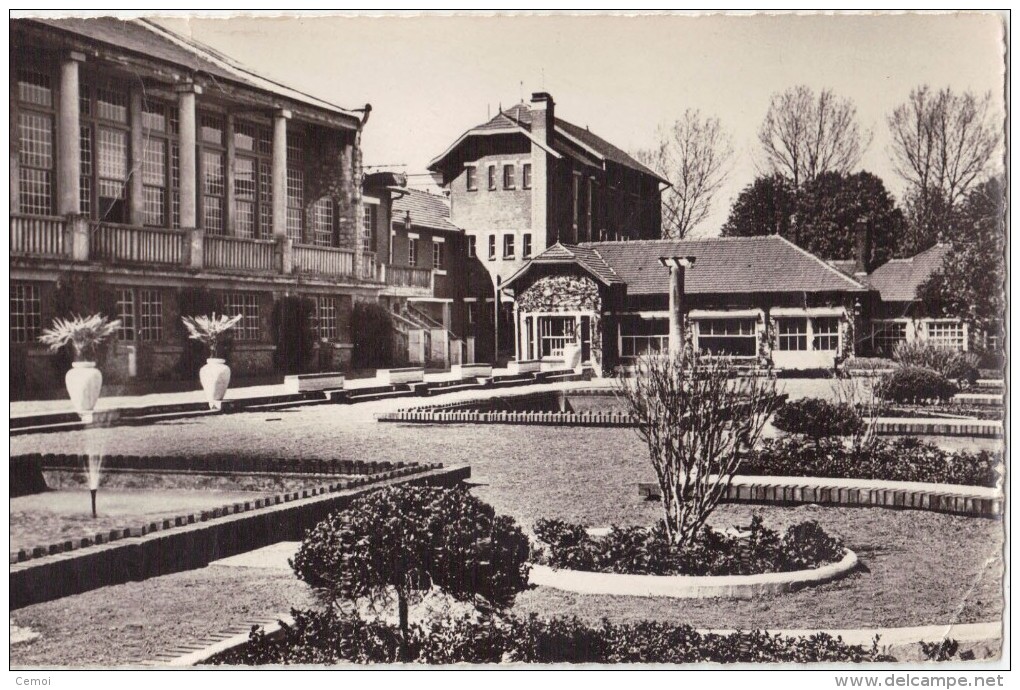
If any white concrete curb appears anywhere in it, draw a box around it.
[529,549,859,599]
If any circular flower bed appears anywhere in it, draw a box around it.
[532,515,845,576]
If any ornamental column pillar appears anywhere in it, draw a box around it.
[659,256,696,357]
[56,52,86,216]
[272,109,291,238]
[176,82,202,229]
[128,87,145,225]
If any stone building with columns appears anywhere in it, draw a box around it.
[10,17,436,393]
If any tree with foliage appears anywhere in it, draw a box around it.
[722,171,905,265]
[290,485,531,661]
[720,175,797,239]
[888,86,1000,251]
[635,109,734,238]
[617,350,782,548]
[915,176,1005,341]
[758,85,870,188]
[351,300,395,369]
[272,296,317,374]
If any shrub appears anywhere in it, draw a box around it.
[49,274,119,377]
[210,609,896,665]
[351,301,395,369]
[291,486,530,660]
[893,341,978,384]
[176,287,231,379]
[771,398,864,442]
[877,366,958,404]
[272,296,317,374]
[742,436,1000,488]
[532,515,844,576]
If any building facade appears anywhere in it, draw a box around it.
[427,92,667,361]
[502,236,874,375]
[10,17,435,394]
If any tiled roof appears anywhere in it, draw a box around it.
[391,190,460,233]
[507,243,623,287]
[431,101,665,182]
[512,236,866,295]
[23,17,359,122]
[866,244,950,302]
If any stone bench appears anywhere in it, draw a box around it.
[451,363,492,379]
[376,367,425,386]
[506,359,542,375]
[283,372,345,394]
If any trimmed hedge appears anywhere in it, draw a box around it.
[741,437,1000,488]
[209,609,895,665]
[532,515,844,576]
[877,366,959,404]
[771,398,864,441]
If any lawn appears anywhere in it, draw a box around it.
[9,386,1004,665]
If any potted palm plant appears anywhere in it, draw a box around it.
[182,313,242,410]
[38,314,121,423]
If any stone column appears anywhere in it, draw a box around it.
[660,257,695,357]
[176,83,201,229]
[128,87,145,225]
[272,109,290,238]
[224,113,235,236]
[56,52,85,216]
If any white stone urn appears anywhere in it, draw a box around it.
[65,361,103,424]
[199,358,231,410]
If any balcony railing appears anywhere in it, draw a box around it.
[90,222,187,265]
[294,243,355,278]
[10,214,66,257]
[204,234,277,273]
[12,214,437,294]
[386,265,434,290]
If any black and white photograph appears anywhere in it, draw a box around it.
[7,9,1008,676]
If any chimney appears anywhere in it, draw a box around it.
[853,219,872,275]
[530,92,554,144]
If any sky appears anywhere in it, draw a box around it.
[148,11,1006,234]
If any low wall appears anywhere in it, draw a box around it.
[10,464,470,609]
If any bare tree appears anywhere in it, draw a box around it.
[617,349,782,547]
[887,85,999,208]
[758,85,870,187]
[635,110,734,238]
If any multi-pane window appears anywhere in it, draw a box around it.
[17,111,54,216]
[142,137,167,226]
[200,114,224,146]
[488,234,497,260]
[522,163,532,189]
[286,132,305,241]
[697,318,757,357]
[620,317,669,358]
[466,166,477,191]
[201,150,225,233]
[235,156,257,238]
[10,283,42,344]
[362,204,375,241]
[812,317,840,351]
[503,164,515,189]
[116,289,136,341]
[171,142,181,229]
[586,178,594,238]
[926,321,966,350]
[79,124,92,215]
[872,322,907,354]
[487,165,497,190]
[138,289,164,342]
[467,236,477,257]
[317,296,337,341]
[223,292,260,341]
[503,234,515,258]
[522,233,533,258]
[94,88,130,223]
[258,160,273,235]
[433,241,444,269]
[572,172,582,232]
[17,68,56,216]
[777,318,808,351]
[312,197,334,247]
[96,88,128,123]
[538,316,576,358]
[408,238,418,267]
